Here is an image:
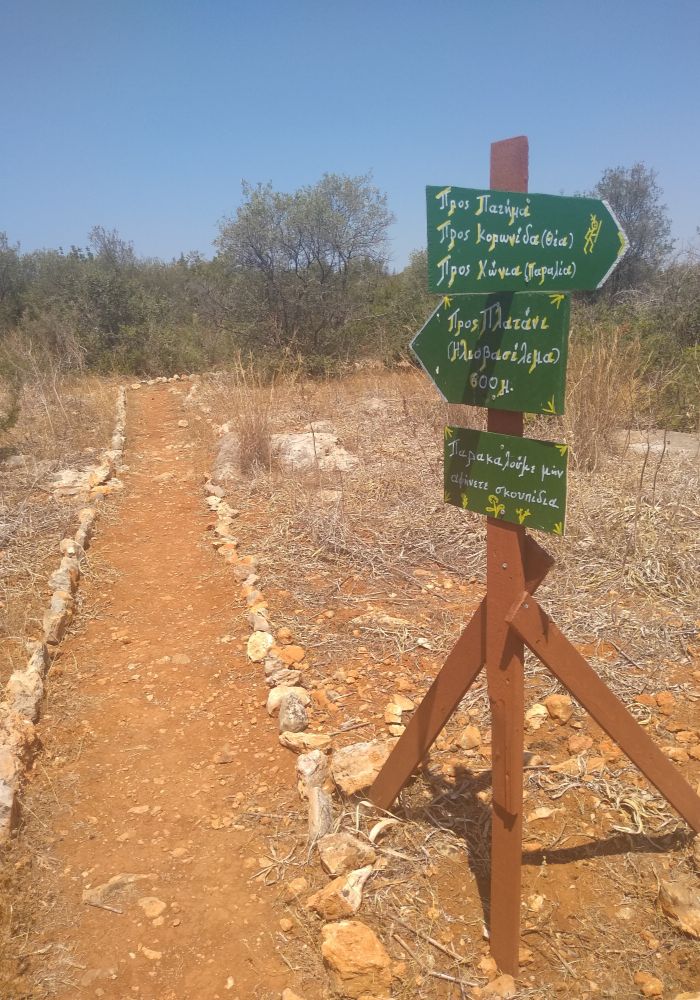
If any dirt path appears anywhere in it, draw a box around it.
[23,385,309,999]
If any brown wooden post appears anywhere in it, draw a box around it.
[486,136,529,975]
[509,596,700,832]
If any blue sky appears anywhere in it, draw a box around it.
[2,0,699,269]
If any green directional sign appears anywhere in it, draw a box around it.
[411,291,569,414]
[444,426,568,535]
[427,186,628,294]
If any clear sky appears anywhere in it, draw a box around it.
[2,0,699,269]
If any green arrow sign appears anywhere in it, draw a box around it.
[427,186,628,294]
[444,426,568,535]
[411,291,569,414]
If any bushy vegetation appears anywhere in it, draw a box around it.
[0,166,697,430]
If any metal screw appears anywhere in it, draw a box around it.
[502,562,508,569]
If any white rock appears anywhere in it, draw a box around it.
[331,741,393,796]
[350,612,411,629]
[138,896,167,918]
[214,432,240,481]
[308,786,334,841]
[525,703,549,731]
[658,879,700,938]
[267,686,310,716]
[278,693,309,734]
[247,631,274,662]
[270,432,357,473]
[296,750,330,799]
[279,732,332,753]
[318,832,377,876]
[305,866,372,919]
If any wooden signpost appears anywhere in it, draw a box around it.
[411,291,569,413]
[427,183,629,293]
[444,427,568,535]
[371,136,700,977]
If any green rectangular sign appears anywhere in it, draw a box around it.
[444,426,568,535]
[411,291,569,414]
[427,185,628,294]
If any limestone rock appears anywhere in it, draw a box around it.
[350,612,411,630]
[320,919,392,998]
[306,866,372,920]
[275,644,306,665]
[278,693,309,734]
[634,971,664,997]
[568,733,594,754]
[271,431,358,473]
[48,556,80,594]
[266,668,303,688]
[296,750,330,799]
[282,877,308,902]
[59,538,81,557]
[280,732,332,753]
[233,563,254,582]
[43,591,74,645]
[82,872,153,908]
[658,878,700,938]
[214,432,240,481]
[308,787,334,842]
[138,897,167,919]
[0,747,20,839]
[544,693,574,724]
[525,703,549,731]
[247,631,274,663]
[656,690,676,716]
[456,724,481,750]
[318,833,377,877]
[6,669,43,724]
[331,741,393,796]
[248,610,273,633]
[482,974,517,998]
[74,524,90,549]
[267,686,311,717]
[245,588,265,607]
[88,461,113,488]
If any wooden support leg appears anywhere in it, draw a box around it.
[370,600,486,810]
[485,134,530,977]
[509,597,700,833]
[486,514,526,976]
[370,539,554,812]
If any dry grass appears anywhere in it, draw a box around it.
[197,362,700,997]
[0,370,119,997]
[0,372,118,676]
[207,360,282,473]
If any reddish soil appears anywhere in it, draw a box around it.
[3,380,699,1000]
[11,386,316,999]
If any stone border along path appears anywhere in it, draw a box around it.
[193,386,407,999]
[0,386,128,842]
